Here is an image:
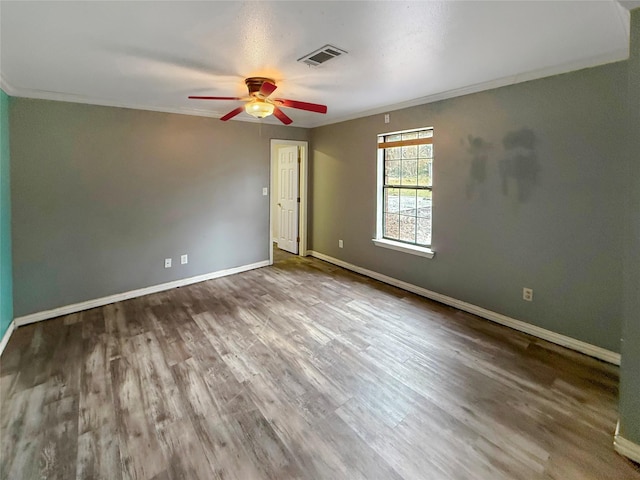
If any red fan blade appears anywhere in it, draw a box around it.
[188,96,243,100]
[273,107,293,125]
[274,98,327,114]
[220,106,245,121]
[258,81,277,98]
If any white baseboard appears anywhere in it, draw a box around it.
[308,250,620,365]
[615,421,640,464]
[0,319,17,357]
[13,260,269,328]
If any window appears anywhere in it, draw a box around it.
[374,127,434,258]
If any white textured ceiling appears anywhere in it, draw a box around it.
[0,1,633,128]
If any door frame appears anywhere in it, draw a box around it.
[270,139,308,264]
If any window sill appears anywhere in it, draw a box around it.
[371,238,435,259]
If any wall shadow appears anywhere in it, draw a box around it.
[499,128,540,203]
[465,135,492,199]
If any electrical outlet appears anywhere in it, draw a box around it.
[523,288,533,302]
[338,239,344,248]
[164,258,172,268]
[181,254,188,265]
[384,113,390,124]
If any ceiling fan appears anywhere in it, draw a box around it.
[188,77,327,125]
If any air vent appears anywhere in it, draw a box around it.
[298,45,347,67]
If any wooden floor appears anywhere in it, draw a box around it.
[1,250,639,480]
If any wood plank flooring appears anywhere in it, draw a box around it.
[1,250,639,479]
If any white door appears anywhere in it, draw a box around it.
[277,145,299,254]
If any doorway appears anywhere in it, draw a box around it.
[269,139,308,265]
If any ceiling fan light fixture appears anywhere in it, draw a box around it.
[244,99,275,118]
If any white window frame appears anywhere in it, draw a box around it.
[373,127,435,259]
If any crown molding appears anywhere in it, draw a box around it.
[0,78,290,126]
[0,73,18,96]
[1,47,630,130]
[618,1,640,11]
[2,84,228,120]
[308,48,630,128]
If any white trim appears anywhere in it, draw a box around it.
[308,250,620,365]
[3,49,629,130]
[0,320,17,357]
[0,73,18,96]
[372,238,435,258]
[2,82,225,119]
[13,260,268,327]
[299,143,309,257]
[305,49,630,128]
[269,139,308,264]
[615,421,640,463]
[376,147,384,239]
[618,1,640,12]
[0,81,280,125]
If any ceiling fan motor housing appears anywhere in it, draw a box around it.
[245,77,275,97]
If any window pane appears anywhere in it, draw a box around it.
[402,131,419,140]
[384,188,400,213]
[401,159,417,186]
[399,215,416,243]
[386,134,401,142]
[402,145,418,159]
[385,160,401,185]
[417,217,431,246]
[418,130,433,138]
[418,144,433,158]
[418,159,432,187]
[400,189,417,216]
[417,190,432,218]
[386,147,401,160]
[384,213,400,240]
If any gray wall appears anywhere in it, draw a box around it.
[620,7,640,446]
[10,99,308,316]
[309,61,628,352]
